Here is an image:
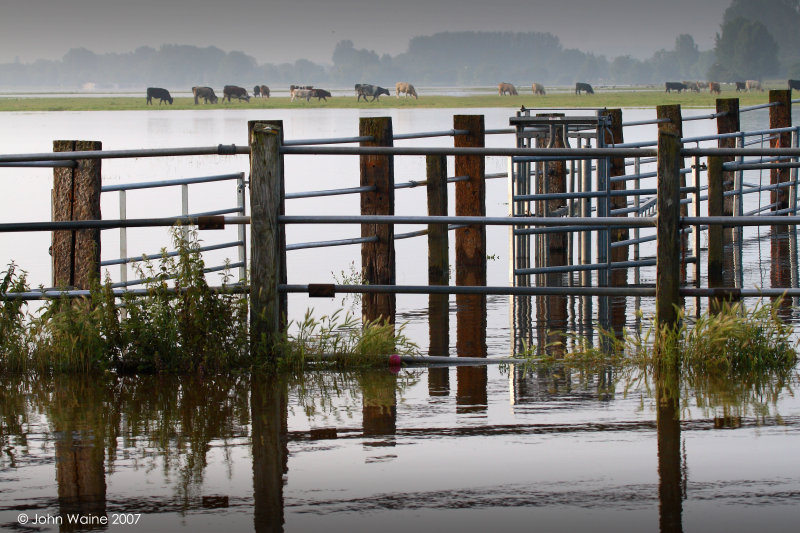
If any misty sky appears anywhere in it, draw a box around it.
[1,0,732,64]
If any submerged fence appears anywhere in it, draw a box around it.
[1,91,800,357]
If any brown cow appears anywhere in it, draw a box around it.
[532,83,546,95]
[260,85,270,98]
[396,82,418,99]
[498,82,518,96]
[709,82,721,95]
[746,80,763,92]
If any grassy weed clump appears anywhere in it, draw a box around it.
[0,263,30,367]
[274,309,419,373]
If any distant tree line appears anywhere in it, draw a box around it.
[1,1,798,91]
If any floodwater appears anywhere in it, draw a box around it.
[2,105,800,531]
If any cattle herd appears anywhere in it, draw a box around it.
[144,82,421,105]
[144,79,800,105]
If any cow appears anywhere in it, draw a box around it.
[665,81,687,93]
[222,85,250,102]
[310,88,331,101]
[746,80,763,92]
[735,81,747,92]
[532,83,546,95]
[253,85,260,97]
[789,79,800,91]
[396,82,418,99]
[709,82,721,95]
[290,88,313,101]
[682,81,700,92]
[290,85,313,92]
[192,86,218,104]
[575,82,594,95]
[146,87,173,105]
[696,81,709,90]
[498,82,518,96]
[355,83,390,102]
[260,85,270,98]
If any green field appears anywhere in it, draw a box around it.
[0,87,786,112]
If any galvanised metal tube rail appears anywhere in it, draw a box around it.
[283,136,373,146]
[100,241,244,266]
[744,203,778,216]
[0,160,77,168]
[280,284,657,297]
[1,285,249,301]
[110,262,245,288]
[515,258,656,276]
[101,172,243,192]
[0,216,253,233]
[611,235,656,248]
[279,215,657,227]
[722,179,798,197]
[285,185,376,200]
[683,111,727,122]
[682,216,800,226]
[739,101,781,112]
[393,129,469,140]
[185,207,242,217]
[485,128,515,135]
[726,161,800,171]
[286,235,378,251]
[281,146,659,157]
[621,118,672,127]
[0,145,248,163]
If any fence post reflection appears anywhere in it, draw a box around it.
[252,375,289,533]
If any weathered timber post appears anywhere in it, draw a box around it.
[656,106,683,330]
[249,121,285,358]
[454,115,487,357]
[427,155,449,357]
[602,109,628,333]
[360,117,396,324]
[769,90,792,212]
[716,98,740,216]
[52,140,102,289]
[707,155,725,312]
[657,104,686,284]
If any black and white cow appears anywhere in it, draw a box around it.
[355,83,390,102]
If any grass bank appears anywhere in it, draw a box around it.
[0,88,779,112]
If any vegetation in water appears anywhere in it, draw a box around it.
[0,228,417,374]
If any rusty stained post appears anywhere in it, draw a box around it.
[716,98,740,216]
[52,140,102,289]
[249,121,285,359]
[707,156,728,313]
[601,109,628,335]
[454,115,487,357]
[769,90,792,213]
[427,155,450,395]
[656,106,683,331]
[360,117,396,325]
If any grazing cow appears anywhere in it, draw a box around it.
[253,85,261,97]
[696,81,709,90]
[682,81,700,92]
[789,79,800,91]
[665,81,688,93]
[260,85,270,98]
[532,83,546,95]
[575,82,594,95]
[709,82,721,95]
[735,81,747,92]
[146,87,173,105]
[310,88,331,101]
[192,86,218,104]
[498,82,518,96]
[290,88,313,101]
[222,85,250,102]
[396,82,418,99]
[290,85,313,92]
[355,83,390,102]
[746,80,763,92]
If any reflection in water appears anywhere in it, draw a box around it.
[252,375,288,533]
[657,364,684,533]
[361,371,397,443]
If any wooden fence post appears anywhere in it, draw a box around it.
[360,117,395,325]
[769,90,792,212]
[602,109,628,332]
[716,98,740,216]
[52,140,101,289]
[656,106,682,330]
[249,121,284,358]
[707,155,724,312]
[427,155,449,357]
[454,115,486,357]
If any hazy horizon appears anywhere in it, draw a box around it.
[1,0,731,65]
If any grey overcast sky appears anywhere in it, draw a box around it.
[0,0,732,64]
